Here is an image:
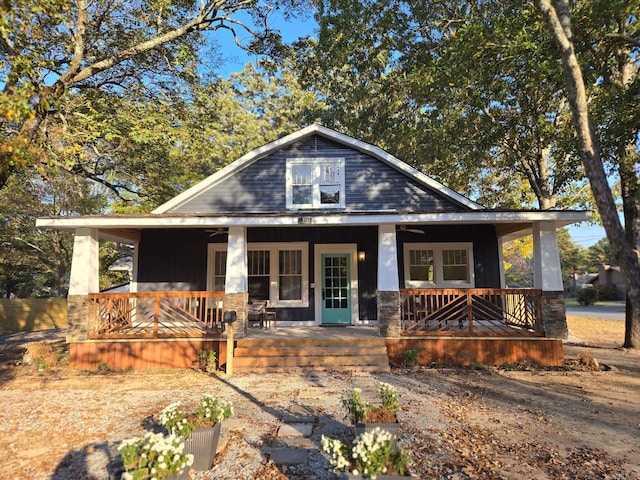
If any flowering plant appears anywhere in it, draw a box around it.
[322,427,410,479]
[118,431,193,480]
[342,382,400,424]
[160,395,234,437]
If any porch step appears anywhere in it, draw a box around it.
[232,337,390,373]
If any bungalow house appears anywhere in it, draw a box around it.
[37,125,590,371]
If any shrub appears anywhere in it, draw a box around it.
[197,349,217,372]
[577,287,599,305]
[26,341,68,371]
[402,348,424,367]
[594,285,619,301]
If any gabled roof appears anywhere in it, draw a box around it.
[153,124,483,214]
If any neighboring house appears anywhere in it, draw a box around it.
[588,265,626,300]
[37,125,590,370]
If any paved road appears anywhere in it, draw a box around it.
[566,302,625,321]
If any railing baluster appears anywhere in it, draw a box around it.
[400,288,543,337]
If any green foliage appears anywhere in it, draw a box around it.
[118,432,193,480]
[577,288,599,306]
[379,382,400,415]
[27,342,68,371]
[322,428,410,479]
[197,349,217,372]
[341,387,369,424]
[402,348,424,368]
[159,395,233,437]
[593,285,620,302]
[0,169,104,297]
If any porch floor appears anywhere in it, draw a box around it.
[244,325,380,339]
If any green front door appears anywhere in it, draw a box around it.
[321,253,351,324]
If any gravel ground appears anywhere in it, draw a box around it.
[1,328,639,480]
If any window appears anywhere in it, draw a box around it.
[248,250,270,300]
[403,243,474,288]
[279,250,302,300]
[207,242,309,307]
[286,158,345,209]
[207,245,227,291]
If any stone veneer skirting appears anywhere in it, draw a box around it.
[66,295,90,342]
[223,292,249,338]
[377,290,401,338]
[541,291,568,339]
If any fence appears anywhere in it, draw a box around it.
[0,299,67,332]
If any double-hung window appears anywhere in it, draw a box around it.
[403,243,474,288]
[286,158,345,209]
[207,242,309,307]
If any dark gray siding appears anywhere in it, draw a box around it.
[170,135,467,214]
[137,229,209,292]
[136,224,500,323]
[397,224,501,288]
[136,226,379,322]
[249,226,379,322]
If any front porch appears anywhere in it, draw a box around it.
[84,288,544,340]
[66,288,562,370]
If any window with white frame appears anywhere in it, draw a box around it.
[207,242,309,307]
[248,250,270,300]
[403,243,474,288]
[286,158,345,209]
[207,245,227,291]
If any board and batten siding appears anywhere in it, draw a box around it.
[169,135,468,214]
[136,226,379,322]
[397,224,501,288]
[137,229,209,292]
[135,225,499,322]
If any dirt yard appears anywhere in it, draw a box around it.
[0,317,638,480]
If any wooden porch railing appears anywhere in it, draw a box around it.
[88,291,226,339]
[400,288,543,337]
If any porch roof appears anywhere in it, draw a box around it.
[36,209,591,243]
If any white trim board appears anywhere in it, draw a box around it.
[37,210,590,229]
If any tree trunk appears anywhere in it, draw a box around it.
[536,0,640,348]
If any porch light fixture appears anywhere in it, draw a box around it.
[358,251,366,262]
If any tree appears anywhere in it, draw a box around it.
[536,0,640,348]
[585,238,615,272]
[298,0,587,208]
[0,169,105,297]
[0,0,310,192]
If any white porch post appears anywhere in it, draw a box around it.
[377,225,400,291]
[69,228,100,295]
[497,237,506,289]
[224,226,248,340]
[377,224,401,337]
[66,228,99,342]
[532,221,568,338]
[130,242,139,293]
[532,222,563,291]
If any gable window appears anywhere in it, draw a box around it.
[403,243,474,288]
[207,242,309,307]
[286,158,345,209]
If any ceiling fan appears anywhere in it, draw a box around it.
[206,228,228,237]
[398,225,425,234]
